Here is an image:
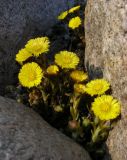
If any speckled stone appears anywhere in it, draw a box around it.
[0,96,91,160]
[85,0,127,160]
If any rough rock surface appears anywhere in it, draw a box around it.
[0,96,91,160]
[85,0,127,160]
[0,0,75,95]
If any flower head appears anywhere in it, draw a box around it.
[68,5,80,13]
[15,48,32,64]
[68,16,81,29]
[55,51,79,69]
[85,79,110,96]
[92,95,121,120]
[70,70,88,82]
[58,11,68,20]
[25,37,50,57]
[46,65,59,75]
[18,62,43,88]
[74,84,86,94]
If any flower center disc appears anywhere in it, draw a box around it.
[101,103,110,112]
[94,84,103,91]
[29,72,36,81]
[63,58,71,64]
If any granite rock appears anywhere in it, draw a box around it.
[85,0,127,159]
[0,96,91,160]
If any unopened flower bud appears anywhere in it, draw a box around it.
[83,118,90,127]
[54,106,63,112]
[68,120,78,130]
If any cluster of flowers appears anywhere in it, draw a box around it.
[58,5,82,29]
[16,35,120,122]
[15,5,121,154]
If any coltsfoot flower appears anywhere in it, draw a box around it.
[15,48,32,64]
[25,37,50,57]
[74,84,86,94]
[55,51,79,69]
[58,5,80,20]
[85,79,110,96]
[46,65,59,75]
[18,62,43,88]
[68,5,80,13]
[70,70,88,82]
[92,95,121,120]
[68,16,81,29]
[58,11,68,20]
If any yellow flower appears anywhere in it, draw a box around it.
[18,62,43,88]
[58,11,68,20]
[74,84,86,94]
[70,70,88,82]
[55,51,79,69]
[68,5,80,13]
[25,37,50,57]
[92,95,121,120]
[46,65,59,75]
[85,79,110,96]
[68,16,81,29]
[58,5,80,20]
[15,48,32,64]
